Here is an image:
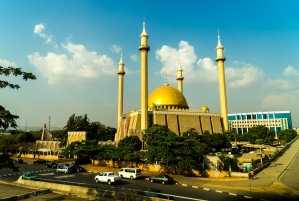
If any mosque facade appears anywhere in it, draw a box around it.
[114,23,229,142]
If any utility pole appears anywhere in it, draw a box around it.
[25,119,27,131]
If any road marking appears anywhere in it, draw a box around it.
[54,175,75,179]
[182,184,188,186]
[229,193,237,196]
[3,175,7,176]
[8,174,11,176]
[38,173,55,176]
[244,196,253,199]
[216,190,222,193]
[192,186,199,188]
[203,188,210,191]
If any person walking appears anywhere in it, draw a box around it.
[250,170,254,180]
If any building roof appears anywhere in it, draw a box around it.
[148,84,188,108]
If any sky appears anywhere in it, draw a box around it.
[1,0,299,129]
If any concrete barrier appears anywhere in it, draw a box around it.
[0,189,51,201]
[15,177,167,201]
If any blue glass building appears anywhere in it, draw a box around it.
[228,111,292,137]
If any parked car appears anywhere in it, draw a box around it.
[56,164,73,174]
[137,188,175,200]
[14,159,24,164]
[45,161,58,168]
[33,159,48,165]
[149,174,174,184]
[72,158,91,165]
[21,172,37,180]
[71,164,85,172]
[94,172,122,185]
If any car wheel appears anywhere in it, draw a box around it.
[108,180,111,185]
[96,178,99,183]
[130,176,134,180]
[56,170,59,173]
[162,181,165,185]
[150,179,154,183]
[120,174,123,179]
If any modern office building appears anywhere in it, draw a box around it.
[228,111,292,137]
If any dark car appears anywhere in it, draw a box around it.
[45,161,58,168]
[33,159,48,165]
[149,174,174,184]
[14,159,24,164]
[71,164,85,172]
[137,188,175,200]
[72,158,91,165]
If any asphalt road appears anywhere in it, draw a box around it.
[279,146,299,191]
[0,163,255,201]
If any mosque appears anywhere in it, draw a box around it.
[114,22,229,142]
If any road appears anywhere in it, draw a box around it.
[0,163,255,201]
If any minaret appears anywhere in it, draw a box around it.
[139,21,150,130]
[176,57,184,94]
[117,53,125,130]
[215,31,229,131]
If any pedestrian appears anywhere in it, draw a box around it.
[250,170,254,180]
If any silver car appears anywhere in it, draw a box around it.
[56,164,73,174]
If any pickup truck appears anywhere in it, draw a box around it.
[94,172,122,185]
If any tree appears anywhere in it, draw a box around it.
[278,129,297,144]
[217,153,239,172]
[247,126,275,145]
[118,136,142,165]
[0,66,36,130]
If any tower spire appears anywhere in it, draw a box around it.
[176,55,184,94]
[116,53,125,140]
[139,20,150,131]
[215,31,228,131]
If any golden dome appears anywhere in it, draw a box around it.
[201,105,209,111]
[149,103,156,108]
[131,109,136,113]
[148,84,189,109]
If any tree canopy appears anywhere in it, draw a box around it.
[278,129,297,144]
[0,66,36,130]
[0,66,36,169]
[246,126,275,144]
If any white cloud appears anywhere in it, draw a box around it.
[226,62,264,88]
[282,65,299,78]
[130,53,139,63]
[261,92,299,110]
[110,45,122,53]
[264,78,295,90]
[0,59,17,67]
[155,41,263,88]
[34,23,56,46]
[155,40,197,82]
[28,42,118,87]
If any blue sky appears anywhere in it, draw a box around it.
[1,0,299,129]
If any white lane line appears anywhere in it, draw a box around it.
[229,193,237,196]
[54,174,76,179]
[192,186,199,188]
[244,196,253,199]
[38,173,55,176]
[216,190,222,193]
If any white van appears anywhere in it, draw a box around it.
[118,168,142,180]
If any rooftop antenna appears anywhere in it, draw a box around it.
[49,116,51,132]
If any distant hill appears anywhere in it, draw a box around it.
[17,126,62,131]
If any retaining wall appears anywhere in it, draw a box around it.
[15,177,167,201]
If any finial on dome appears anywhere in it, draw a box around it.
[164,72,168,85]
